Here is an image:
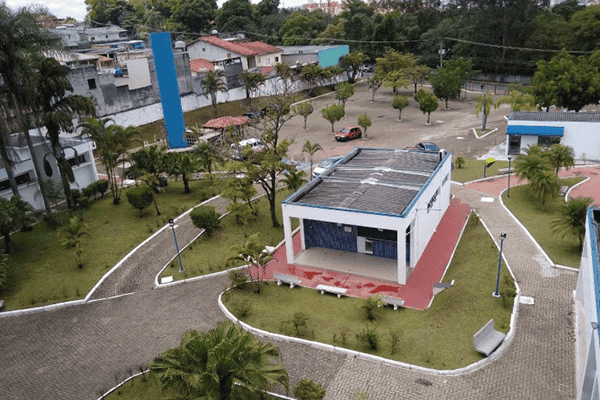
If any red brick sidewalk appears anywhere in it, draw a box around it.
[263,197,472,310]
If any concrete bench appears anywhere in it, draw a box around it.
[498,167,513,175]
[559,186,569,196]
[273,273,301,288]
[380,295,404,310]
[473,319,506,356]
[316,284,347,298]
[433,280,455,295]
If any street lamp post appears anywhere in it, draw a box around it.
[493,233,507,298]
[507,156,512,198]
[169,218,184,273]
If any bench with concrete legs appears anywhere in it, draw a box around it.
[380,296,404,310]
[273,273,301,288]
[498,167,513,175]
[473,318,506,356]
[316,284,347,298]
[559,185,569,196]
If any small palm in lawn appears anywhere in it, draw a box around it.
[514,152,551,181]
[282,168,307,191]
[392,95,409,121]
[475,91,494,131]
[302,140,323,179]
[546,144,575,175]
[151,321,289,400]
[528,168,560,209]
[553,197,594,251]
[59,217,91,269]
[229,233,274,293]
[358,113,371,139]
[202,69,227,116]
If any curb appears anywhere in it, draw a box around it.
[498,188,579,273]
[565,176,590,203]
[472,127,498,139]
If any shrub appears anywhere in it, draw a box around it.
[95,179,109,197]
[190,205,221,236]
[0,254,7,290]
[293,378,327,400]
[228,269,248,289]
[231,298,252,318]
[82,183,98,199]
[44,212,63,230]
[455,155,466,169]
[389,330,402,355]
[359,295,383,321]
[338,326,350,345]
[356,325,381,350]
[126,185,154,216]
[69,189,82,201]
[291,312,309,336]
[75,196,90,209]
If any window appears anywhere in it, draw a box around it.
[442,173,449,185]
[87,78,96,90]
[226,53,231,58]
[275,56,279,62]
[202,47,206,52]
[427,189,439,212]
[0,172,30,191]
[258,57,261,62]
[364,239,373,254]
[105,35,108,38]
[68,154,87,167]
[538,136,560,147]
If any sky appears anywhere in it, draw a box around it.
[3,0,307,23]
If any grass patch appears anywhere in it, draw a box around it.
[473,128,494,138]
[0,179,226,310]
[502,176,585,268]
[452,158,509,183]
[223,213,515,370]
[161,191,297,282]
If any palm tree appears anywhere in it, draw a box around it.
[553,196,594,251]
[475,91,494,131]
[79,118,140,204]
[281,168,307,191]
[202,70,227,115]
[36,57,96,209]
[528,168,560,209]
[302,140,322,179]
[546,144,575,175]
[151,321,289,399]
[165,152,200,194]
[0,4,61,214]
[514,152,551,181]
[230,233,274,293]
[241,71,265,108]
[58,216,90,269]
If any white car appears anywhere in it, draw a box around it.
[231,138,264,161]
[312,155,344,179]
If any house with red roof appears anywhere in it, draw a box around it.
[189,58,215,76]
[187,36,282,71]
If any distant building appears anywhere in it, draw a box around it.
[303,1,343,15]
[279,45,349,68]
[47,25,129,49]
[506,112,600,163]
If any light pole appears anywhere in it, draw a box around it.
[507,156,512,198]
[493,233,507,298]
[169,218,184,273]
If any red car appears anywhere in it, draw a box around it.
[335,126,363,142]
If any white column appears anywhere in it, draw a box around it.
[283,214,295,265]
[397,229,406,285]
[299,218,306,250]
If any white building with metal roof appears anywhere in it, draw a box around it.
[506,112,600,162]
[281,147,452,285]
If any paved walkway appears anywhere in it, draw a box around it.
[0,184,579,399]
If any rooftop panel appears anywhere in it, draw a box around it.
[509,112,600,123]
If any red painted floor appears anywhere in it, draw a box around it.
[261,197,472,310]
[465,165,600,199]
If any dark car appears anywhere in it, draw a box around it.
[335,126,363,142]
[409,142,440,153]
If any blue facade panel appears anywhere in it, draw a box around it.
[506,125,564,137]
[318,45,349,68]
[304,219,357,253]
[150,32,187,149]
[372,240,397,260]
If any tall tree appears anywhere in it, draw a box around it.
[321,103,345,133]
[292,102,313,130]
[165,152,200,194]
[216,0,257,33]
[170,0,217,38]
[0,196,34,254]
[240,71,265,108]
[202,70,227,116]
[392,95,409,121]
[415,89,438,125]
[546,144,575,175]
[151,321,289,399]
[338,82,355,107]
[358,113,372,139]
[495,87,537,112]
[339,51,368,84]
[368,76,382,103]
[302,140,322,179]
[35,58,96,209]
[553,196,594,251]
[475,91,494,131]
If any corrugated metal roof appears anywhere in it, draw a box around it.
[506,125,564,136]
[289,148,443,215]
[509,112,600,122]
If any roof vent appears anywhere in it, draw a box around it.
[175,41,185,49]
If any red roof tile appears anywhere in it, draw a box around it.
[200,36,257,56]
[203,116,249,129]
[260,66,273,75]
[241,41,281,55]
[189,58,214,73]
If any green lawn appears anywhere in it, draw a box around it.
[502,176,585,268]
[223,214,515,370]
[0,179,226,310]
[452,158,509,183]
[161,190,297,282]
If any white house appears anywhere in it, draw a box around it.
[506,112,600,162]
[0,131,98,210]
[186,36,282,71]
[281,147,452,285]
[574,207,600,400]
